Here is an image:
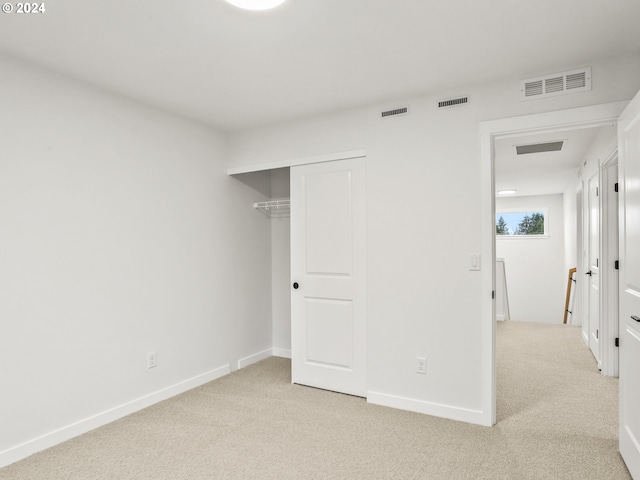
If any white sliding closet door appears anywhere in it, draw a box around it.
[290,158,366,397]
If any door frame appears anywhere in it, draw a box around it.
[575,185,584,327]
[580,178,589,344]
[600,149,619,377]
[479,101,628,426]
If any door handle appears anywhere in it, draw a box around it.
[585,271,592,276]
[632,315,640,323]
[293,282,299,290]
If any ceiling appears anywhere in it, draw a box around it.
[494,125,614,197]
[1,1,639,132]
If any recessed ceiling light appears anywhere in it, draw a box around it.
[225,0,286,10]
[497,189,517,196]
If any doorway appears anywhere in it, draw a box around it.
[479,101,628,426]
[228,150,368,397]
[493,129,594,326]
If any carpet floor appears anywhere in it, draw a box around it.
[0,321,630,479]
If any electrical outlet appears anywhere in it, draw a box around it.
[147,352,157,369]
[416,356,426,375]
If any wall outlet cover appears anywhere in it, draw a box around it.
[416,356,426,374]
[147,352,157,369]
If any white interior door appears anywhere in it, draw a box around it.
[588,172,601,366]
[618,90,640,478]
[290,157,366,397]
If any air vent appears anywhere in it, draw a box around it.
[516,141,564,155]
[381,106,408,118]
[521,67,591,101]
[438,96,469,108]
[525,80,543,97]
[566,72,587,89]
[545,76,564,94]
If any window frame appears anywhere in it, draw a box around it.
[495,207,549,239]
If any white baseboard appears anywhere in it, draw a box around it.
[0,364,230,469]
[367,391,489,426]
[237,348,272,369]
[272,348,291,358]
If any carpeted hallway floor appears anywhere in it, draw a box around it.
[0,321,630,479]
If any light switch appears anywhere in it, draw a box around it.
[469,253,481,271]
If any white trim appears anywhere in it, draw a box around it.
[600,149,619,377]
[480,129,496,426]
[272,348,291,358]
[497,235,550,240]
[480,101,629,429]
[227,149,366,175]
[576,184,584,329]
[237,348,272,369]
[479,102,627,136]
[0,364,231,468]
[367,391,488,426]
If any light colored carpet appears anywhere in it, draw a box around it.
[0,321,630,479]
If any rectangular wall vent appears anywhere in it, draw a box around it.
[381,106,409,118]
[438,96,469,108]
[516,141,564,155]
[521,67,591,101]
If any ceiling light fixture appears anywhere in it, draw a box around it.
[225,0,286,10]
[497,189,517,196]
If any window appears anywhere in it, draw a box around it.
[496,209,548,237]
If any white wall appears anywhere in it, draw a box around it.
[496,194,565,324]
[0,54,272,465]
[563,181,578,275]
[2,50,637,463]
[562,179,580,324]
[228,54,640,422]
[270,169,291,356]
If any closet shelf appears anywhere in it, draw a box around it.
[253,199,290,218]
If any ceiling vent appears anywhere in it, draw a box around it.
[515,140,564,155]
[381,106,409,118]
[520,67,591,101]
[438,96,469,108]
